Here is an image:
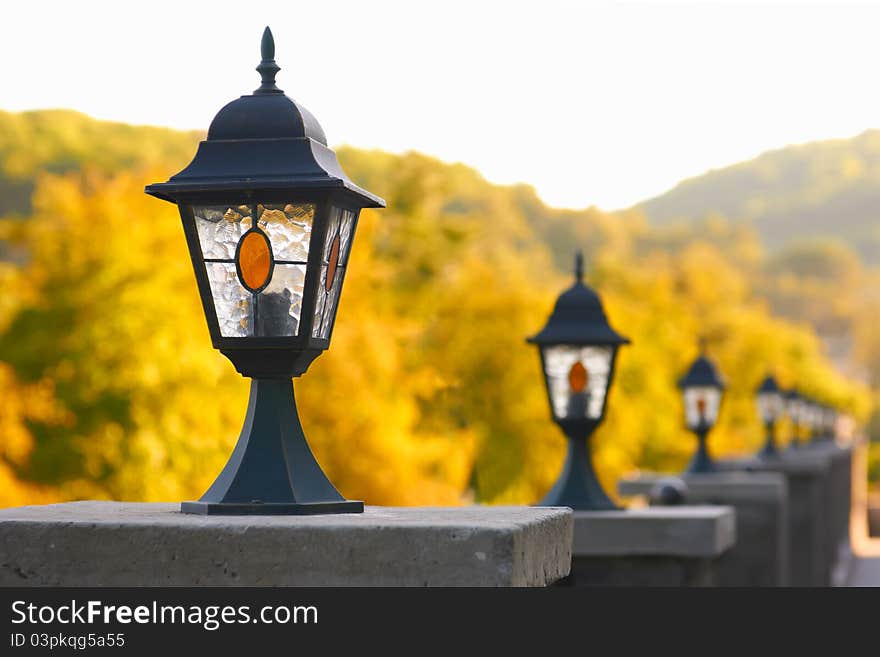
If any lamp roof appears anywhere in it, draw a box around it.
[145,27,384,209]
[757,374,780,395]
[678,350,725,390]
[527,252,630,346]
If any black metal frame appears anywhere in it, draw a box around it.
[677,353,725,474]
[756,375,781,460]
[144,27,384,515]
[527,253,629,511]
[176,194,357,378]
[785,389,803,450]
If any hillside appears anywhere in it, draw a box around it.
[0,109,202,217]
[636,130,880,263]
[0,109,872,508]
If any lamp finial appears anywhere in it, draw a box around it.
[255,26,282,95]
[575,251,584,282]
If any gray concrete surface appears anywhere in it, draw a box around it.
[619,472,788,586]
[845,556,880,586]
[564,506,735,587]
[724,452,832,586]
[0,502,573,587]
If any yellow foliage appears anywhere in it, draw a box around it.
[0,136,870,508]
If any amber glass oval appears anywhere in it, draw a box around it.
[326,234,341,292]
[696,397,707,417]
[568,361,588,392]
[236,230,272,292]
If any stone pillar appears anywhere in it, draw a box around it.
[619,472,788,586]
[0,502,572,587]
[725,453,832,586]
[564,507,736,587]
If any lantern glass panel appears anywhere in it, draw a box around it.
[825,409,836,433]
[683,385,721,429]
[193,203,316,338]
[256,203,314,261]
[312,206,359,339]
[542,345,614,420]
[806,404,821,429]
[757,392,784,423]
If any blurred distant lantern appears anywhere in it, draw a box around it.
[803,397,819,444]
[677,346,725,474]
[527,253,630,510]
[785,389,806,449]
[145,27,385,515]
[821,405,838,442]
[756,375,784,459]
[807,398,827,444]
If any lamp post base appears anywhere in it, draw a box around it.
[685,429,717,474]
[539,433,618,511]
[182,377,361,516]
[180,500,364,515]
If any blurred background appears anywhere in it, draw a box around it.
[0,0,878,508]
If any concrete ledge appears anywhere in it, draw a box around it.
[726,453,832,586]
[619,471,784,503]
[619,472,789,586]
[563,507,735,587]
[0,502,573,587]
[572,507,735,557]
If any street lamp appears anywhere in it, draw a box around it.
[756,374,784,459]
[527,253,630,510]
[821,405,838,442]
[145,27,385,515]
[803,397,819,444]
[678,348,725,473]
[785,389,805,449]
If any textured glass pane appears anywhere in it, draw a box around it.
[543,345,614,420]
[787,397,805,423]
[323,206,342,258]
[311,269,328,338]
[310,207,359,339]
[684,386,722,429]
[757,392,783,423]
[193,205,253,259]
[206,262,251,337]
[320,264,345,338]
[338,209,359,265]
[257,203,314,262]
[258,264,306,337]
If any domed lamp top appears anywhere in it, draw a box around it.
[145,27,384,209]
[527,253,630,346]
[757,374,780,395]
[678,349,725,390]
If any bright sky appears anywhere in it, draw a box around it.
[3,1,880,210]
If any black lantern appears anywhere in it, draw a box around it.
[145,28,385,515]
[785,389,806,449]
[527,253,630,510]
[802,397,818,444]
[821,405,838,442]
[677,348,725,474]
[755,375,784,459]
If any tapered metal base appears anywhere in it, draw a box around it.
[181,378,362,516]
[757,422,778,460]
[685,429,717,474]
[181,500,363,515]
[540,433,618,511]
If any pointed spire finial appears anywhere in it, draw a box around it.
[255,26,283,95]
[698,336,708,354]
[574,251,584,282]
